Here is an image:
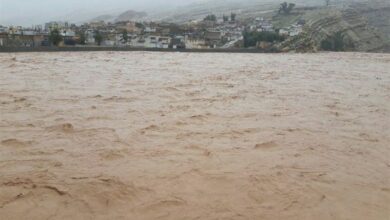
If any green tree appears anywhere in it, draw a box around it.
[231,13,237,22]
[333,32,344,51]
[320,32,352,51]
[77,31,86,45]
[321,39,333,50]
[243,30,286,48]
[168,23,184,35]
[121,30,129,44]
[49,29,63,46]
[279,2,296,14]
[135,22,144,29]
[203,14,217,22]
[94,31,103,46]
[223,15,229,22]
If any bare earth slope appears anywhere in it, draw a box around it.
[0,52,389,220]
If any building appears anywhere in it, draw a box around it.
[205,31,222,48]
[61,30,77,46]
[279,24,303,37]
[250,17,274,32]
[116,22,141,34]
[185,38,207,49]
[85,30,96,44]
[0,26,7,46]
[0,31,48,47]
[132,35,171,48]
[289,24,303,37]
[279,29,289,36]
[169,36,185,49]
[61,29,76,39]
[158,37,171,48]
[0,26,8,33]
[0,33,7,47]
[144,27,156,34]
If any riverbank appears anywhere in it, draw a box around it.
[0,46,279,53]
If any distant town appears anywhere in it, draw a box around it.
[0,3,306,51]
[2,0,388,53]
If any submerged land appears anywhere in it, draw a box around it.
[0,52,389,219]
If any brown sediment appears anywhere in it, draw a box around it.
[0,52,389,220]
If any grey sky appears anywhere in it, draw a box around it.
[0,0,199,26]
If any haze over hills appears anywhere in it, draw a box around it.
[90,10,148,23]
[0,0,382,26]
[84,0,389,28]
[0,0,198,26]
[147,0,389,22]
[86,0,324,23]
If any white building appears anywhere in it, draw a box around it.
[85,30,95,44]
[61,30,76,38]
[144,27,157,34]
[185,38,207,49]
[0,26,8,33]
[133,35,170,48]
[289,25,303,37]
[279,29,289,35]
[279,24,303,37]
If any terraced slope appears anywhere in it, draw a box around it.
[304,8,387,51]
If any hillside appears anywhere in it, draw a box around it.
[351,3,390,41]
[307,8,388,51]
[88,10,147,23]
[115,10,148,22]
[82,0,390,52]
[274,6,389,52]
[90,15,116,22]
[150,0,326,23]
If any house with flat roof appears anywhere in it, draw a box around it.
[0,33,7,47]
[205,30,222,48]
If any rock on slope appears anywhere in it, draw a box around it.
[352,4,390,41]
[304,8,388,52]
[278,7,389,52]
[115,10,147,22]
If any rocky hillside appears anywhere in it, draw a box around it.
[115,10,147,22]
[304,8,387,52]
[89,10,147,23]
[275,5,389,52]
[351,4,390,41]
[90,15,116,22]
[150,0,328,23]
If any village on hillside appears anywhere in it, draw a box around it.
[0,2,306,51]
[1,0,388,52]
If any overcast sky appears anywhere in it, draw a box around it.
[0,0,200,26]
